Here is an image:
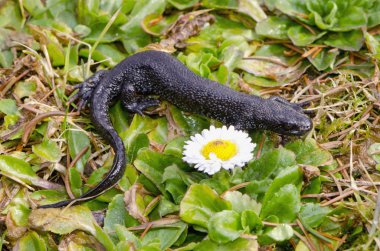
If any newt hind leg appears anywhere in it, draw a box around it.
[121,84,160,115]
[69,70,107,111]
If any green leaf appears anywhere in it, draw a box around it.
[127,133,150,162]
[119,0,166,52]
[14,81,37,99]
[368,143,380,163]
[307,47,339,71]
[241,210,262,232]
[256,16,294,40]
[244,147,296,181]
[15,231,47,251]
[169,106,210,135]
[32,139,61,162]
[365,32,380,60]
[67,129,91,173]
[164,137,187,158]
[79,44,127,67]
[30,190,68,206]
[324,30,364,51]
[299,203,331,228]
[115,224,142,249]
[0,1,23,30]
[142,222,188,250]
[200,170,231,194]
[268,0,309,24]
[194,238,258,251]
[260,224,293,244]
[109,101,131,134]
[260,184,300,223]
[0,155,61,189]
[223,191,261,215]
[285,138,332,166]
[69,168,83,197]
[208,210,242,244]
[29,206,115,250]
[238,0,267,22]
[238,45,308,84]
[180,184,231,229]
[104,194,139,242]
[0,99,18,115]
[288,25,326,46]
[168,0,198,10]
[134,149,187,193]
[368,1,380,27]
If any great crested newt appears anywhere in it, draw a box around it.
[39,50,312,208]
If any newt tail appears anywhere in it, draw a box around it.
[39,71,127,208]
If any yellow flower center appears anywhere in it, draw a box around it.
[201,139,238,161]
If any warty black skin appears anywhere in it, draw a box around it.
[39,50,312,208]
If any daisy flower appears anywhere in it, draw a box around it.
[182,126,256,175]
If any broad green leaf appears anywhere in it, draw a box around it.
[241,210,262,232]
[15,231,47,251]
[194,238,258,251]
[368,143,380,163]
[299,203,331,228]
[200,170,231,194]
[365,32,380,60]
[169,106,210,135]
[9,204,31,227]
[32,139,61,162]
[134,149,187,193]
[285,138,332,166]
[168,0,198,10]
[208,210,242,244]
[260,184,300,223]
[0,155,62,190]
[46,0,77,28]
[14,81,37,99]
[163,165,200,204]
[368,1,380,27]
[238,0,267,22]
[104,194,139,242]
[119,0,166,52]
[324,30,364,51]
[288,25,326,46]
[79,44,127,67]
[0,1,23,30]
[22,0,46,18]
[127,133,150,162]
[244,147,296,180]
[238,45,308,84]
[29,206,115,250]
[256,16,294,40]
[69,168,83,197]
[148,117,168,144]
[67,129,91,173]
[115,224,141,248]
[260,224,294,245]
[180,184,231,229]
[202,0,238,9]
[164,137,187,158]
[307,47,339,71]
[142,222,188,250]
[109,101,131,134]
[268,0,309,24]
[30,190,68,206]
[0,99,18,115]
[223,191,261,215]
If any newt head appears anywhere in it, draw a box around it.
[248,97,313,136]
